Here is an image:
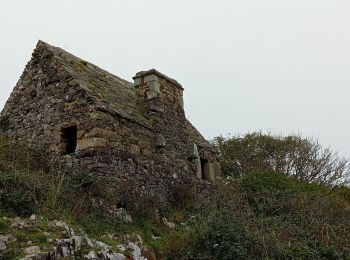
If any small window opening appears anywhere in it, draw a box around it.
[200,158,208,180]
[61,125,77,154]
[117,201,127,210]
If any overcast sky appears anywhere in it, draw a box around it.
[1,1,349,158]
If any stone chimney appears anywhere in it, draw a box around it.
[133,69,184,110]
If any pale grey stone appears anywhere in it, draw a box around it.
[85,236,94,248]
[117,244,126,252]
[144,74,159,83]
[0,241,6,251]
[151,235,161,240]
[24,245,41,255]
[61,245,71,257]
[146,90,158,100]
[95,240,112,252]
[156,134,166,148]
[107,253,126,260]
[133,77,141,86]
[187,142,199,159]
[203,162,215,181]
[178,94,184,108]
[162,217,176,229]
[149,104,164,113]
[71,235,83,251]
[85,251,98,259]
[195,157,202,179]
[147,80,161,93]
[127,242,145,260]
[116,208,133,223]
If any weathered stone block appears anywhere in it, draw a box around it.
[76,138,108,151]
[187,142,199,159]
[130,144,141,156]
[133,77,141,86]
[149,105,164,113]
[203,162,215,181]
[178,95,184,108]
[146,91,158,100]
[86,128,118,141]
[144,74,159,83]
[147,80,161,93]
[142,149,152,156]
[155,134,166,148]
[195,158,202,179]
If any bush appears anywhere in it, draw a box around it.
[166,172,350,259]
[1,136,349,259]
[212,133,350,186]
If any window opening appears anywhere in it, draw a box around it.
[61,125,77,154]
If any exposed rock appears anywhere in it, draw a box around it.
[12,217,29,229]
[116,208,133,223]
[107,253,126,260]
[84,236,95,248]
[117,244,126,252]
[95,240,112,252]
[151,235,161,241]
[0,241,6,251]
[0,216,135,260]
[162,217,176,229]
[127,242,146,260]
[24,245,41,255]
[85,251,98,259]
[54,238,72,257]
[71,235,83,251]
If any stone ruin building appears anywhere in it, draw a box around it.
[0,41,220,200]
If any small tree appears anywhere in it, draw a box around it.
[212,133,350,186]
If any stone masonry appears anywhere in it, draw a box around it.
[0,41,221,201]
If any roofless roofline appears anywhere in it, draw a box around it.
[133,69,184,90]
[37,41,183,91]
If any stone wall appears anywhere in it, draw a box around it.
[0,42,221,203]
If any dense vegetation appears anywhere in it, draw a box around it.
[0,134,349,259]
[213,133,350,186]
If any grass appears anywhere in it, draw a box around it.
[0,136,349,259]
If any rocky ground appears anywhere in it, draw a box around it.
[0,214,157,260]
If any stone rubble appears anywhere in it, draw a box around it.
[1,216,154,260]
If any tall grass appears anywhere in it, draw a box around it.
[1,136,350,259]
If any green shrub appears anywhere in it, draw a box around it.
[0,136,349,259]
[197,212,256,259]
[0,219,9,233]
[212,133,350,186]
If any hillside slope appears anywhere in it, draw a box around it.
[0,136,349,259]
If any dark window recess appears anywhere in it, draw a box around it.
[61,125,77,154]
[200,158,208,180]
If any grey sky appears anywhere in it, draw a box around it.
[1,1,350,158]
